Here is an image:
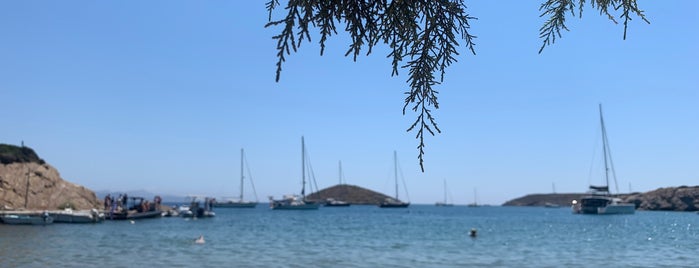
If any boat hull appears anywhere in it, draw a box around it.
[379,202,410,208]
[1,214,54,225]
[51,210,104,223]
[578,196,635,215]
[107,210,163,220]
[325,203,350,207]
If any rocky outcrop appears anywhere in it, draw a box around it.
[306,184,394,205]
[504,186,699,212]
[0,144,101,210]
[502,193,582,207]
[626,186,699,211]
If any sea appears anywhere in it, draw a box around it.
[1,205,697,268]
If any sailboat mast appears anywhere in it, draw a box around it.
[301,136,306,198]
[240,148,245,201]
[599,104,610,193]
[394,150,398,200]
[443,179,447,204]
[339,160,342,185]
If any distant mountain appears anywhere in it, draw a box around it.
[306,184,393,205]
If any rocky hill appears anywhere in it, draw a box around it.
[502,193,582,207]
[0,144,101,210]
[306,184,394,205]
[626,186,699,211]
[503,186,699,211]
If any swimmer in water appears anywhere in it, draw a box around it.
[469,228,477,238]
[195,235,205,244]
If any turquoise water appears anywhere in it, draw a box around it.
[1,205,697,267]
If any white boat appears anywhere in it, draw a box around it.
[1,212,53,225]
[573,104,635,215]
[181,196,216,217]
[270,136,320,210]
[50,208,104,223]
[213,148,259,208]
[379,151,409,208]
[435,179,454,207]
[324,161,350,207]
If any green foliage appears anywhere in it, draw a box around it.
[0,144,45,165]
[266,0,648,172]
[266,0,477,172]
[538,0,650,53]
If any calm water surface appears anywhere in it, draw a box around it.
[1,205,697,267]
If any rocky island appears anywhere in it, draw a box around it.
[307,184,395,205]
[503,186,699,212]
[0,143,101,210]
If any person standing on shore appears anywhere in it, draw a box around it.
[104,194,111,211]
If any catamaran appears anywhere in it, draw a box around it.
[572,104,635,215]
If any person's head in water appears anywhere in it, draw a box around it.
[469,228,477,237]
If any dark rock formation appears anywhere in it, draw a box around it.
[503,186,699,212]
[0,143,45,165]
[0,144,101,210]
[502,193,582,207]
[626,186,699,211]
[306,184,393,205]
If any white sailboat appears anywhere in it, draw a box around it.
[324,161,350,207]
[572,104,635,215]
[269,136,320,210]
[467,188,479,207]
[435,179,454,206]
[379,151,409,208]
[213,148,258,208]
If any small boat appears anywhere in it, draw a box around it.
[544,202,560,208]
[379,151,409,208]
[323,161,350,207]
[213,148,259,208]
[435,179,454,207]
[270,136,320,210]
[573,104,635,215]
[466,188,480,207]
[50,208,104,223]
[181,196,216,217]
[1,212,53,225]
[324,198,350,207]
[107,196,163,220]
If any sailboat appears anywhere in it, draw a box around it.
[213,148,258,208]
[269,136,320,210]
[467,188,479,207]
[435,179,454,206]
[378,151,410,208]
[324,161,350,207]
[572,104,635,215]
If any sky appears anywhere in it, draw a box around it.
[1,1,697,205]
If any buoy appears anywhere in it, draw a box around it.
[130,220,135,224]
[469,228,477,238]
[195,235,205,244]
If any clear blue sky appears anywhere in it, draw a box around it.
[2,1,697,205]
